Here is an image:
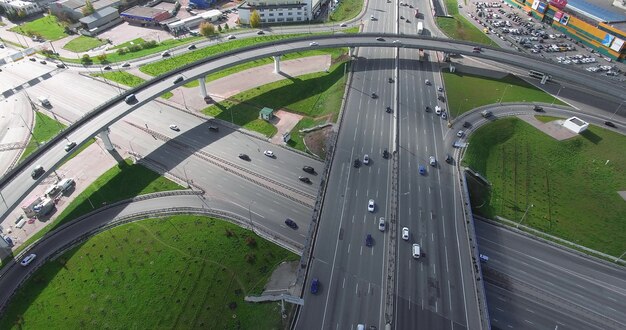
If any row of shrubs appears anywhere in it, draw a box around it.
[116,40,158,55]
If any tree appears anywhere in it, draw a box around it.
[82,0,95,16]
[96,53,107,63]
[249,10,261,28]
[81,54,92,64]
[217,24,222,32]
[223,22,229,30]
[199,22,215,37]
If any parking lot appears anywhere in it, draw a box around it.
[463,0,626,82]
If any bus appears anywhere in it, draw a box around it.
[528,70,552,81]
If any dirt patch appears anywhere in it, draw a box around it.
[517,115,578,141]
[304,126,333,158]
[269,110,303,144]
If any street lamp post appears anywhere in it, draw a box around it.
[248,201,257,233]
[551,85,564,106]
[516,204,534,229]
[609,100,625,120]
[182,162,191,189]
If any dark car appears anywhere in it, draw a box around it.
[187,44,197,50]
[238,153,250,161]
[463,121,472,128]
[299,176,311,184]
[533,105,544,112]
[311,278,320,294]
[303,166,315,174]
[382,149,389,159]
[604,121,616,128]
[388,77,394,83]
[437,94,446,102]
[103,66,112,70]
[204,95,214,104]
[124,94,138,105]
[257,30,265,35]
[208,125,219,132]
[29,57,36,62]
[285,218,298,229]
[3,236,14,246]
[40,60,47,64]
[445,154,453,164]
[386,106,392,113]
[365,234,373,247]
[173,75,184,84]
[354,159,361,168]
[31,165,45,179]
[418,165,426,175]
[371,92,378,99]
[425,106,431,112]
[56,63,65,68]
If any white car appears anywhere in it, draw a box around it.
[457,130,465,137]
[340,22,347,27]
[425,79,431,85]
[309,42,319,46]
[264,150,275,158]
[437,86,444,92]
[363,154,370,165]
[402,227,409,240]
[435,105,442,115]
[370,15,376,20]
[169,124,180,131]
[20,253,36,266]
[227,35,236,40]
[429,156,436,166]
[378,217,386,231]
[368,199,375,212]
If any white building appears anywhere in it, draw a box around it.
[167,9,221,34]
[238,0,312,25]
[0,0,43,16]
[563,117,589,134]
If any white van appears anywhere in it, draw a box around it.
[412,244,421,259]
[357,324,365,330]
[38,96,51,106]
[58,178,75,192]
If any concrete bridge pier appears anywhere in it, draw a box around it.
[98,128,114,151]
[198,77,207,97]
[349,47,355,57]
[273,56,281,73]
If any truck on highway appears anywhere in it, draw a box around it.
[417,22,423,35]
[37,96,50,107]
[418,49,425,61]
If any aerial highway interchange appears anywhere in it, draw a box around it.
[0,0,625,328]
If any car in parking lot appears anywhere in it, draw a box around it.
[418,164,426,175]
[285,218,298,229]
[311,278,320,294]
[363,154,370,165]
[365,234,373,246]
[64,141,77,152]
[378,217,385,231]
[303,166,315,174]
[238,153,250,161]
[263,150,275,158]
[20,254,36,266]
[402,227,409,240]
[169,124,180,131]
[368,199,375,212]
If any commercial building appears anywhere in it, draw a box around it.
[79,6,122,36]
[49,0,119,21]
[238,0,312,24]
[166,9,221,34]
[120,5,171,25]
[507,0,626,61]
[0,0,43,16]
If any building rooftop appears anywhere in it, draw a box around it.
[121,5,168,18]
[79,6,117,24]
[567,0,626,23]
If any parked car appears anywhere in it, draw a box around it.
[64,141,77,152]
[311,278,320,294]
[20,254,36,266]
[285,218,298,229]
[402,227,409,240]
[238,153,250,161]
[303,166,315,174]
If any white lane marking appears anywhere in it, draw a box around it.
[368,283,371,295]
[525,308,535,314]
[347,243,351,254]
[360,246,363,256]
[442,215,446,239]
[448,280,453,312]
[496,307,504,312]
[356,282,359,295]
[343,277,346,289]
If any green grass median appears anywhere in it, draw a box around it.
[92,71,173,99]
[464,117,626,256]
[1,215,297,329]
[20,111,66,161]
[62,36,107,52]
[9,15,67,41]
[443,72,566,118]
[436,0,495,45]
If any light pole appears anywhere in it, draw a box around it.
[551,85,564,106]
[609,100,625,120]
[247,200,257,233]
[499,84,512,105]
[615,250,626,263]
[182,161,191,189]
[516,204,534,229]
